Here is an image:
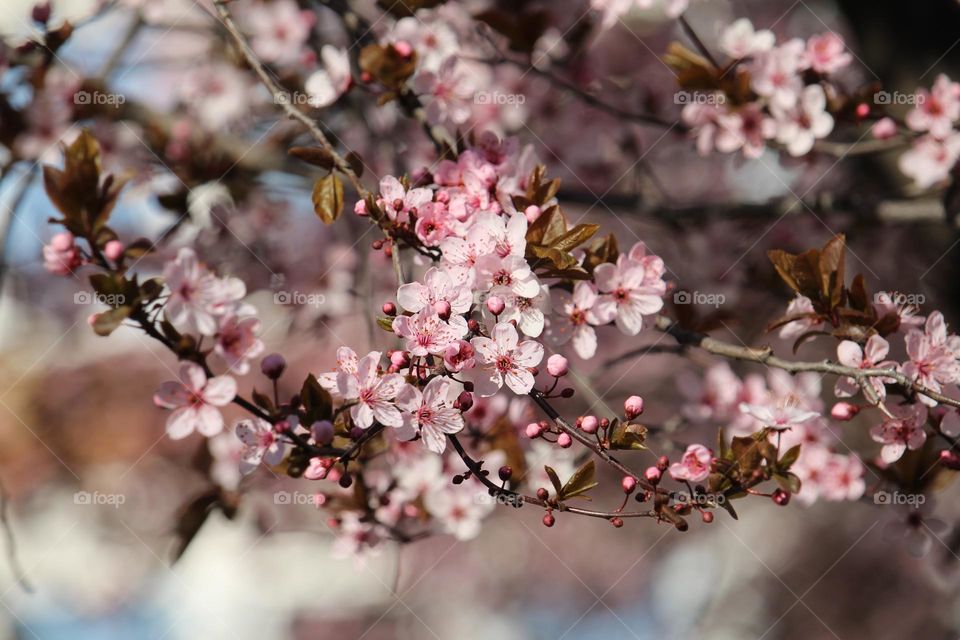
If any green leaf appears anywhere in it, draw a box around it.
[609,421,648,450]
[312,174,344,224]
[774,471,801,494]
[544,465,563,497]
[560,460,597,500]
[778,444,801,469]
[92,306,130,336]
[377,316,395,332]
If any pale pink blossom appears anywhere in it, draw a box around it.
[414,57,475,127]
[871,403,928,463]
[793,446,865,504]
[485,284,549,338]
[443,340,475,373]
[424,481,494,540]
[550,282,616,359]
[392,308,468,357]
[778,295,823,340]
[214,315,264,375]
[668,444,713,482]
[318,346,359,395]
[739,401,820,428]
[235,417,288,474]
[243,0,315,66]
[470,322,544,396]
[163,248,246,336]
[898,133,960,189]
[153,362,237,439]
[338,351,405,428]
[378,175,433,224]
[395,377,465,453]
[834,335,897,399]
[902,312,960,405]
[595,254,665,335]
[305,46,351,108]
[768,84,834,156]
[396,267,472,315]
[719,19,775,59]
[750,39,808,110]
[804,32,852,75]
[475,253,541,298]
[905,74,960,139]
[413,202,455,246]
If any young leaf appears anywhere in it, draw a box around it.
[560,460,597,500]
[544,465,563,497]
[312,174,344,224]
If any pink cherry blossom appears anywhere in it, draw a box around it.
[413,56,475,127]
[902,312,960,405]
[778,295,823,340]
[413,202,456,246]
[392,308,468,357]
[595,254,665,335]
[550,281,616,359]
[423,481,494,540]
[668,444,713,482]
[42,231,82,275]
[243,0,315,66]
[768,84,834,156]
[470,322,544,396]
[396,266,472,315]
[395,377,465,453]
[337,351,405,429]
[750,39,807,110]
[485,284,549,338]
[905,74,960,139]
[214,315,264,375]
[163,248,246,336]
[871,403,928,463]
[318,346,359,395]
[719,19,775,59]
[443,339,475,373]
[739,401,820,428]
[305,45,351,108]
[153,362,237,439]
[834,335,897,399]
[475,253,541,298]
[377,175,433,224]
[804,32,852,75]
[235,417,288,474]
[898,133,960,189]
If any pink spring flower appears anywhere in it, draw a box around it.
[550,282,616,359]
[749,39,807,110]
[163,248,246,336]
[153,362,237,439]
[719,18,775,59]
[485,284,549,338]
[898,133,960,189]
[318,346,359,395]
[767,84,834,156]
[475,253,541,298]
[778,295,823,340]
[395,376,465,454]
[413,202,455,246]
[378,175,433,224]
[902,311,960,405]
[595,255,665,336]
[413,56,475,127]
[396,267,472,315]
[214,315,264,375]
[236,417,288,474]
[305,45,351,108]
[43,231,82,275]
[804,32,852,75]
[739,401,820,428]
[905,74,960,139]
[470,322,544,396]
[870,403,928,464]
[338,351,405,429]
[669,444,713,482]
[392,308,468,356]
[244,0,315,66]
[834,335,897,399]
[443,339,475,373]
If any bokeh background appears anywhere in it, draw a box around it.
[1,0,960,638]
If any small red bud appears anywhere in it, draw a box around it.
[557,433,573,448]
[656,456,669,470]
[456,391,473,412]
[772,489,791,506]
[622,476,637,494]
[542,513,555,527]
[701,511,714,524]
[560,388,575,398]
[536,488,549,501]
[644,466,661,483]
[382,302,397,316]
[498,466,513,481]
[610,517,624,528]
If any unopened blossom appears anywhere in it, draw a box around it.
[719,18,775,59]
[214,315,264,375]
[834,335,897,400]
[236,417,288,474]
[396,267,472,315]
[337,351,405,428]
[153,362,237,439]
[768,84,834,156]
[413,56,475,127]
[550,281,616,359]
[870,403,928,463]
[668,444,713,482]
[547,354,569,377]
[163,248,246,336]
[392,308,468,356]
[471,321,544,396]
[305,45,351,108]
[595,255,665,335]
[378,175,433,224]
[905,74,960,139]
[42,231,82,275]
[485,284,549,337]
[804,32,852,75]
[395,376,465,453]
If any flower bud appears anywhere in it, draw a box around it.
[260,353,286,379]
[524,204,542,224]
[624,395,644,420]
[525,422,543,439]
[940,450,960,470]
[771,489,790,506]
[382,302,397,316]
[455,391,473,412]
[580,415,599,434]
[701,511,714,524]
[393,40,413,58]
[536,488,549,501]
[557,433,572,448]
[830,401,860,421]
[546,354,568,377]
[390,350,409,368]
[31,2,51,24]
[644,466,661,483]
[311,420,334,446]
[656,456,669,470]
[560,388,575,398]
[486,296,505,315]
[542,512,555,527]
[104,240,124,262]
[621,476,637,494]
[433,300,452,320]
[498,466,513,481]
[855,102,870,119]
[610,517,624,528]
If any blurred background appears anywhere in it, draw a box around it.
[2,0,960,638]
